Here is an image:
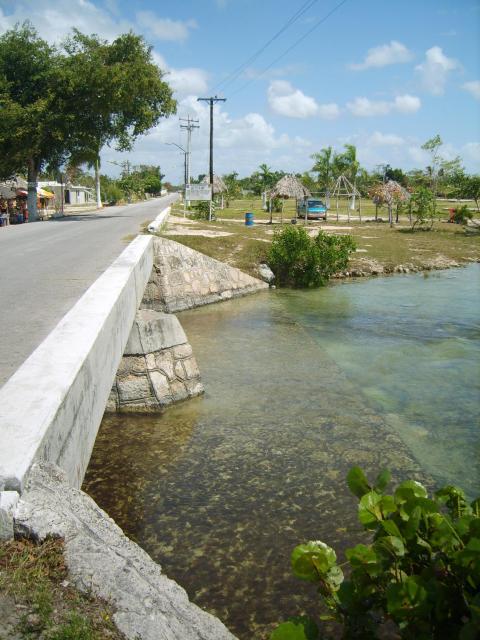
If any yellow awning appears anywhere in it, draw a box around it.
[37,188,55,198]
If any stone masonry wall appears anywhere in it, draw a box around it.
[107,309,203,413]
[142,236,268,313]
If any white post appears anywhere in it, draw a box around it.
[95,158,102,209]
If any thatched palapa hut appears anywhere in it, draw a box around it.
[270,174,311,200]
[268,174,311,223]
[202,174,227,208]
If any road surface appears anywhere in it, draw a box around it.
[0,194,178,387]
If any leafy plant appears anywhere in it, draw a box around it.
[271,469,480,639]
[451,205,473,225]
[408,187,437,230]
[190,200,211,220]
[267,225,356,288]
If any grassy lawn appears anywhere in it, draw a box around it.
[162,198,479,279]
[0,538,124,640]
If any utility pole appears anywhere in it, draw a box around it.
[165,142,188,216]
[179,116,199,187]
[197,96,226,189]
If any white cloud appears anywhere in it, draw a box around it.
[267,81,339,119]
[393,94,422,113]
[347,97,391,117]
[350,40,414,70]
[462,142,480,164]
[136,11,197,43]
[0,0,129,42]
[462,80,480,100]
[166,67,209,97]
[317,103,341,119]
[368,132,405,146]
[268,81,318,118]
[415,46,459,95]
[347,94,421,117]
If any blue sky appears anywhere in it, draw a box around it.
[1,0,479,181]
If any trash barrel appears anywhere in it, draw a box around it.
[245,212,254,226]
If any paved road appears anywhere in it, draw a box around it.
[0,194,178,387]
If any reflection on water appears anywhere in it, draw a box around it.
[84,264,479,639]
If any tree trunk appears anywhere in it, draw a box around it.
[27,159,39,222]
[95,158,102,209]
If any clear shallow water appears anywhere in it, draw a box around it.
[84,264,480,639]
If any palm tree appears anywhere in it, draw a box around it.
[311,147,333,204]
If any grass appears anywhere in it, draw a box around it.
[0,538,124,640]
[163,198,479,279]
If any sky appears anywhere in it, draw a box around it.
[0,0,479,182]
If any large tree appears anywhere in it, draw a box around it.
[61,30,175,209]
[311,147,334,202]
[0,24,68,218]
[0,23,176,220]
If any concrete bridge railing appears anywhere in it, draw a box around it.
[0,235,154,512]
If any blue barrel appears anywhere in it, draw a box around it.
[245,212,254,226]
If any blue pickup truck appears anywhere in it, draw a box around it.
[297,198,328,220]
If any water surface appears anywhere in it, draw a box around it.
[84,264,479,639]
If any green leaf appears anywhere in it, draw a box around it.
[374,469,391,493]
[377,536,405,557]
[471,498,480,517]
[358,491,383,527]
[386,576,429,620]
[347,467,371,499]
[404,505,422,540]
[358,491,396,528]
[325,565,344,590]
[395,480,428,504]
[346,544,383,577]
[270,617,319,640]
[381,519,403,539]
[291,541,337,583]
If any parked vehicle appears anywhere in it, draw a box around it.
[297,198,328,220]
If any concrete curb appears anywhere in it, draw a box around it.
[147,206,171,233]
[0,235,154,494]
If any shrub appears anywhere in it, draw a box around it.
[267,225,356,288]
[271,468,480,640]
[452,205,473,225]
[408,187,437,230]
[189,200,211,220]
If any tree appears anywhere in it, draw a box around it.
[60,30,175,209]
[223,171,241,206]
[408,187,437,230]
[0,23,69,219]
[0,23,176,220]
[311,147,334,202]
[458,174,480,211]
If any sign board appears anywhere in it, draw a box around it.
[185,184,212,201]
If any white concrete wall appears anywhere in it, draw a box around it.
[147,206,171,233]
[0,235,154,494]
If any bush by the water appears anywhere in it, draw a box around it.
[267,225,356,288]
[271,468,480,640]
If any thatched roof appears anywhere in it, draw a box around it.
[370,180,410,205]
[202,174,227,194]
[270,174,311,199]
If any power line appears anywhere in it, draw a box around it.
[211,0,320,93]
[227,0,349,98]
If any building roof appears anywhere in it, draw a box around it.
[270,174,311,199]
